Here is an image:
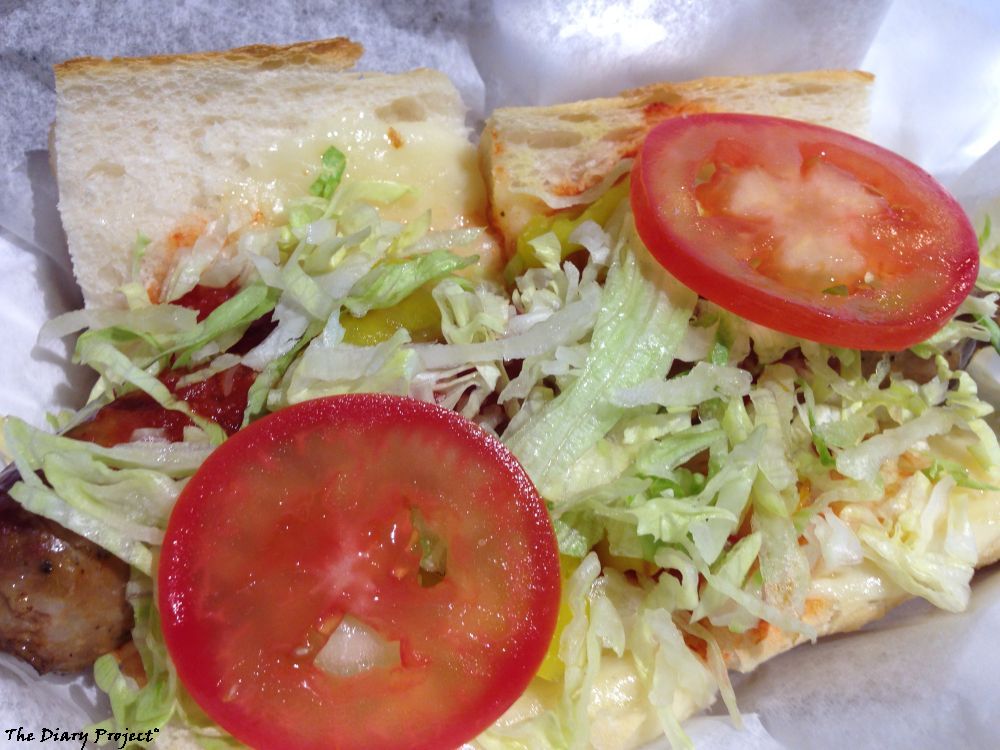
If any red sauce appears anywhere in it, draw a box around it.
[65,366,257,447]
[66,284,274,447]
[174,282,242,322]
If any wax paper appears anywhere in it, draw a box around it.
[1,1,998,748]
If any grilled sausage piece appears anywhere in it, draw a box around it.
[0,467,132,674]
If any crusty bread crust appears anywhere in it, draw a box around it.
[482,70,873,251]
[54,37,362,79]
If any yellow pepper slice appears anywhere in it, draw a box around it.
[535,555,581,682]
[506,178,630,282]
[340,284,443,346]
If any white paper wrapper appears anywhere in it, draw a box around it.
[1,1,999,748]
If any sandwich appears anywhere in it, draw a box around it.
[1,37,998,750]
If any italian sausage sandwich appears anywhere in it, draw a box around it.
[2,37,998,750]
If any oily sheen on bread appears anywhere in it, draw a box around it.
[53,38,497,309]
[479,73,1000,747]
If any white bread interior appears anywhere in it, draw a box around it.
[481,70,873,250]
[53,39,496,308]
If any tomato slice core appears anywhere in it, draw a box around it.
[159,394,560,750]
[630,114,979,351]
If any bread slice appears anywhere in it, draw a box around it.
[54,39,498,308]
[481,70,873,250]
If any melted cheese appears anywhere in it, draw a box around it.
[226,118,501,277]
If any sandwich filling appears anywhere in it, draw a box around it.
[3,133,999,750]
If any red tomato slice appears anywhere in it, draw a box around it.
[630,114,979,351]
[159,394,560,750]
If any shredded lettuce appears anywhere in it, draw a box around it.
[280,328,417,406]
[40,304,198,343]
[3,417,210,574]
[975,214,1000,294]
[169,284,276,368]
[92,577,242,747]
[752,477,810,618]
[857,473,977,611]
[74,336,226,444]
[310,145,347,199]
[92,580,177,735]
[414,283,600,371]
[505,178,630,282]
[343,250,476,318]
[810,508,864,571]
[433,278,510,344]
[836,409,959,481]
[504,219,697,501]
[692,532,762,624]
[613,362,752,409]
